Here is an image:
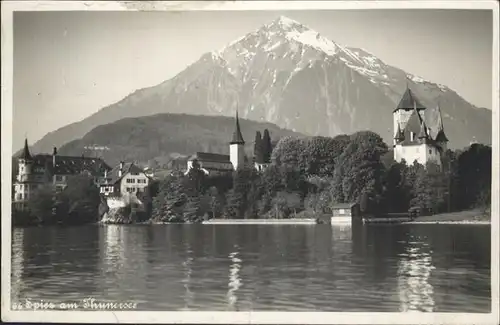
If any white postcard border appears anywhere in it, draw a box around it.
[1,1,498,324]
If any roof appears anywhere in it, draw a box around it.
[394,88,427,112]
[332,203,358,209]
[230,111,245,145]
[404,109,423,134]
[435,130,449,143]
[189,152,231,163]
[394,123,404,141]
[435,104,449,143]
[418,120,429,139]
[30,154,111,176]
[104,162,147,185]
[19,138,32,160]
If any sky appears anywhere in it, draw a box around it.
[12,9,493,151]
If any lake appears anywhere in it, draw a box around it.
[10,223,491,312]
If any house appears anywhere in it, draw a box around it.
[99,161,151,197]
[98,161,152,210]
[331,203,361,224]
[13,140,111,210]
[393,87,449,167]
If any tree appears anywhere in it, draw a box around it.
[271,136,307,172]
[269,191,302,219]
[302,135,350,177]
[58,174,102,224]
[331,131,388,210]
[456,144,492,210]
[262,129,273,163]
[26,184,56,225]
[152,175,186,222]
[254,131,263,163]
[206,186,223,219]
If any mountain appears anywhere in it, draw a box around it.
[54,113,303,167]
[24,16,491,154]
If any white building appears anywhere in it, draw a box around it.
[393,88,449,167]
[99,161,151,196]
[99,161,152,210]
[13,139,110,210]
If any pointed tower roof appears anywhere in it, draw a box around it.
[230,110,245,145]
[394,87,427,112]
[20,138,32,160]
[434,103,449,143]
[394,123,404,141]
[418,120,429,139]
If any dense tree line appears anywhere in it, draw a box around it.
[12,132,492,226]
[12,175,102,227]
[144,132,492,222]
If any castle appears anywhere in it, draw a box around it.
[185,111,271,175]
[13,140,111,210]
[393,87,449,167]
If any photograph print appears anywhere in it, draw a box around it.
[2,1,498,324]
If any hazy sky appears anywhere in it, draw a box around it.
[13,9,493,151]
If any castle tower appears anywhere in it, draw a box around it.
[17,138,33,183]
[14,138,35,206]
[229,110,245,170]
[393,86,426,146]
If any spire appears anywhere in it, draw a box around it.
[230,109,245,145]
[418,120,429,139]
[394,123,404,141]
[20,138,32,160]
[435,101,449,143]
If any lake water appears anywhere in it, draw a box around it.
[10,224,491,312]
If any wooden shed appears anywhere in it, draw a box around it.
[331,203,361,224]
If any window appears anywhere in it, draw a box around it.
[339,209,345,214]
[126,179,135,184]
[429,149,432,154]
[19,193,23,200]
[55,175,64,182]
[131,172,139,176]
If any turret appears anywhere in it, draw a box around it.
[17,138,33,182]
[229,110,245,170]
[418,120,430,143]
[434,103,449,152]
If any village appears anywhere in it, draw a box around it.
[13,86,482,227]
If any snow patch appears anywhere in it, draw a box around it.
[285,29,339,56]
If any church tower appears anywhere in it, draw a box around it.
[229,110,245,170]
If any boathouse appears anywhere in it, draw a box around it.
[331,203,361,224]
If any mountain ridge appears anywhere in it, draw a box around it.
[18,15,491,155]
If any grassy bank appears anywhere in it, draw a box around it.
[408,209,490,224]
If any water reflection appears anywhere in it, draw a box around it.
[227,246,242,310]
[11,228,25,303]
[10,224,491,312]
[181,243,194,310]
[397,235,436,312]
[100,225,126,273]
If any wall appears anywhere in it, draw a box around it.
[394,143,441,166]
[119,171,149,195]
[230,144,245,170]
